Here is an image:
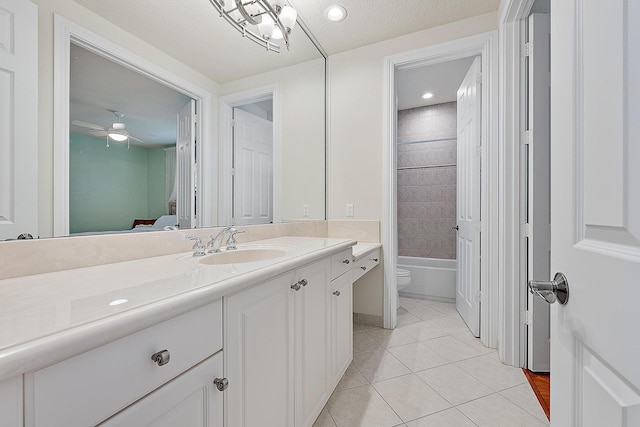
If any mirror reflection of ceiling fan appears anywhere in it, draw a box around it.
[71,111,144,148]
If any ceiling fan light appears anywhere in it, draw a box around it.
[108,132,128,142]
[279,6,297,32]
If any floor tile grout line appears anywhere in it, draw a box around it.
[498,383,550,423]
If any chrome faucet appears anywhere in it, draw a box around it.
[186,236,206,257]
[207,227,245,253]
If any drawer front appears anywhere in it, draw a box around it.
[353,249,380,282]
[29,300,222,427]
[330,248,353,280]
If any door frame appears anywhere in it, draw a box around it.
[219,85,280,225]
[52,15,215,236]
[497,0,537,367]
[382,31,499,349]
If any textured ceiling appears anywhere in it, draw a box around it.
[71,0,499,83]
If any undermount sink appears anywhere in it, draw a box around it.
[199,248,288,265]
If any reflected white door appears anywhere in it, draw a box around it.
[176,100,196,229]
[526,13,551,372]
[550,1,640,425]
[455,56,482,337]
[232,108,273,225]
[0,0,37,239]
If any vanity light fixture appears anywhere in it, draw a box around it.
[422,92,434,99]
[208,0,298,53]
[325,5,347,22]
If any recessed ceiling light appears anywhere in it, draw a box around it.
[325,5,347,22]
[422,92,434,99]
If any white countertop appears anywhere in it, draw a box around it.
[352,242,382,261]
[0,236,356,381]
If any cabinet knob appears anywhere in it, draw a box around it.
[291,282,301,291]
[361,266,367,271]
[299,279,308,287]
[372,258,378,262]
[333,290,341,297]
[342,259,350,264]
[214,377,229,392]
[151,349,170,366]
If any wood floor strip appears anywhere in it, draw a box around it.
[523,369,550,420]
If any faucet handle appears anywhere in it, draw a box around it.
[186,236,206,257]
[226,229,245,251]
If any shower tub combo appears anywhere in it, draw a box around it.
[397,256,456,303]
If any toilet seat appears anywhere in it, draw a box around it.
[397,268,410,277]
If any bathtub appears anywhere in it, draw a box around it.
[397,256,457,303]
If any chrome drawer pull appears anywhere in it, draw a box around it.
[360,266,367,271]
[333,290,341,297]
[372,258,378,262]
[291,282,301,291]
[299,279,308,287]
[214,377,229,392]
[342,259,350,264]
[151,349,170,366]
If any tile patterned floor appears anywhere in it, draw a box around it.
[314,298,549,427]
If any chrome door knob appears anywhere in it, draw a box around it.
[451,225,459,231]
[528,272,569,305]
[213,377,229,391]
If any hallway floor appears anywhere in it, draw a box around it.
[314,297,549,427]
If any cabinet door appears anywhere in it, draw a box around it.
[0,376,22,427]
[330,274,353,388]
[225,272,296,427]
[294,259,330,427]
[100,353,223,427]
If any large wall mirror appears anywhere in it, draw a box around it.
[21,0,325,239]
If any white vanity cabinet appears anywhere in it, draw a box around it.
[0,376,23,427]
[225,251,353,427]
[25,300,223,427]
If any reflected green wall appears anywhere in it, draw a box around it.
[69,134,169,233]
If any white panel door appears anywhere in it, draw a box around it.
[455,56,482,337]
[176,100,196,229]
[526,13,551,372]
[0,0,37,240]
[233,108,273,225]
[550,1,640,425]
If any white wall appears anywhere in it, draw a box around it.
[32,0,219,237]
[220,58,326,222]
[327,12,498,316]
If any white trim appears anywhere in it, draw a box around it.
[382,31,500,346]
[218,85,281,225]
[498,0,535,367]
[52,15,215,236]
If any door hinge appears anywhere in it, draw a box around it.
[522,42,531,58]
[523,310,533,325]
[522,130,532,146]
[521,223,532,238]
[193,114,198,123]
[231,119,236,127]
[231,168,235,176]
[476,146,482,158]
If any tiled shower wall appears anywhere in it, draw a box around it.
[397,102,457,260]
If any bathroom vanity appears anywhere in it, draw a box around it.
[0,236,358,427]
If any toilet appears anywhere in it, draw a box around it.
[396,268,412,308]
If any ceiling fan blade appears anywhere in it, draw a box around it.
[87,129,108,137]
[71,120,106,131]
[128,134,145,144]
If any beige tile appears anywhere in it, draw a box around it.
[458,394,548,427]
[354,323,380,333]
[388,342,449,372]
[328,220,380,242]
[397,308,422,325]
[500,384,549,424]
[450,332,495,354]
[399,321,450,342]
[416,364,493,405]
[354,331,382,354]
[335,363,369,391]
[353,349,411,382]
[455,354,527,392]
[314,408,337,427]
[367,328,418,348]
[326,384,403,427]
[420,336,486,362]
[428,302,459,316]
[405,304,449,321]
[423,315,472,335]
[373,374,451,422]
[405,408,478,427]
[399,297,426,310]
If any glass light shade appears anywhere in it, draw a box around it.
[258,14,275,38]
[243,1,260,17]
[270,0,286,11]
[279,6,297,31]
[272,26,283,40]
[108,132,128,142]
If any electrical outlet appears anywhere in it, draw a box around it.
[303,204,309,217]
[346,203,354,217]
